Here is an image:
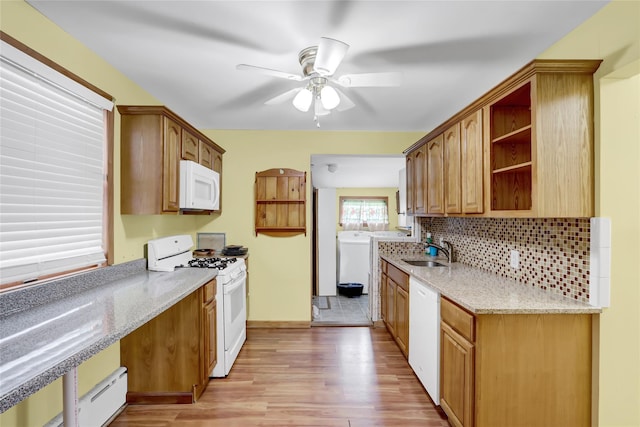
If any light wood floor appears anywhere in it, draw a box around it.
[110,326,450,426]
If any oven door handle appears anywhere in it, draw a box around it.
[229,269,246,282]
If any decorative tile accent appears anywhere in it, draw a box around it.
[418,217,591,302]
[377,241,425,257]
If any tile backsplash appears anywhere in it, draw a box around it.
[380,217,590,303]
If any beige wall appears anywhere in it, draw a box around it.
[2,0,638,425]
[195,130,422,321]
[335,187,400,232]
[538,1,640,425]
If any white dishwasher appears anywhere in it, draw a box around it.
[408,277,440,405]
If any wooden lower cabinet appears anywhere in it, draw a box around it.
[440,321,474,427]
[202,281,217,380]
[121,279,217,404]
[380,260,409,358]
[395,285,409,355]
[440,297,592,427]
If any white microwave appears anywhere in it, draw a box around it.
[179,160,220,211]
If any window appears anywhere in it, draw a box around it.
[0,33,114,290]
[339,196,389,231]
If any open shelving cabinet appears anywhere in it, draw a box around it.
[255,168,306,236]
[489,81,533,212]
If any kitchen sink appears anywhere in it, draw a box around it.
[402,260,447,267]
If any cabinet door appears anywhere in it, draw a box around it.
[120,290,203,403]
[440,321,474,427]
[395,284,409,357]
[181,129,199,162]
[385,277,396,336]
[427,135,445,214]
[212,149,223,175]
[405,155,414,215]
[414,145,427,215]
[162,117,181,213]
[380,271,389,323]
[461,110,484,213]
[444,124,462,214]
[198,141,214,170]
[204,299,217,378]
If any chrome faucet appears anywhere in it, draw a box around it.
[425,240,454,263]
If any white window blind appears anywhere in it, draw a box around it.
[0,40,112,286]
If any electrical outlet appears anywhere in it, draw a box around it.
[439,237,444,246]
[510,250,520,269]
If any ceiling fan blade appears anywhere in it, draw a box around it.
[314,37,349,76]
[336,72,402,88]
[236,64,304,81]
[334,88,355,112]
[264,88,302,105]
[351,35,533,66]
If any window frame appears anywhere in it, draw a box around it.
[339,196,389,228]
[0,31,114,291]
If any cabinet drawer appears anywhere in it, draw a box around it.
[441,297,475,342]
[388,263,408,291]
[203,279,216,303]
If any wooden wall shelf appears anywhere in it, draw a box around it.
[255,168,306,236]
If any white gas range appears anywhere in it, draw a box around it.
[147,235,247,378]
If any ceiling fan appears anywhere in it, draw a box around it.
[237,37,401,127]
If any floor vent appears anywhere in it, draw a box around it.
[45,367,127,427]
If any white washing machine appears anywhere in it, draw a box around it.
[337,231,372,294]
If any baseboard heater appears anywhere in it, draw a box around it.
[45,367,127,427]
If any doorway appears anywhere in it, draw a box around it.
[309,154,406,326]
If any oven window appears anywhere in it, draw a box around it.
[0,33,114,290]
[228,283,245,323]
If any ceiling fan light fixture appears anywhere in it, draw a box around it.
[292,88,313,112]
[314,96,331,116]
[320,85,340,110]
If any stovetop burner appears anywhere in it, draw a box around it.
[177,257,238,270]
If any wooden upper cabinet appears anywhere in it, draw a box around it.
[404,59,600,218]
[198,140,214,169]
[486,62,601,217]
[444,124,462,214]
[414,146,427,215]
[163,118,181,213]
[118,105,225,215]
[445,112,483,216]
[405,143,429,216]
[461,110,483,213]
[212,149,223,175]
[181,129,199,162]
[427,135,444,215]
[255,168,306,236]
[405,155,414,215]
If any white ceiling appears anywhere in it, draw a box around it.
[311,154,405,188]
[27,0,608,133]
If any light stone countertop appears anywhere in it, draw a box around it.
[0,260,217,412]
[381,254,601,315]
